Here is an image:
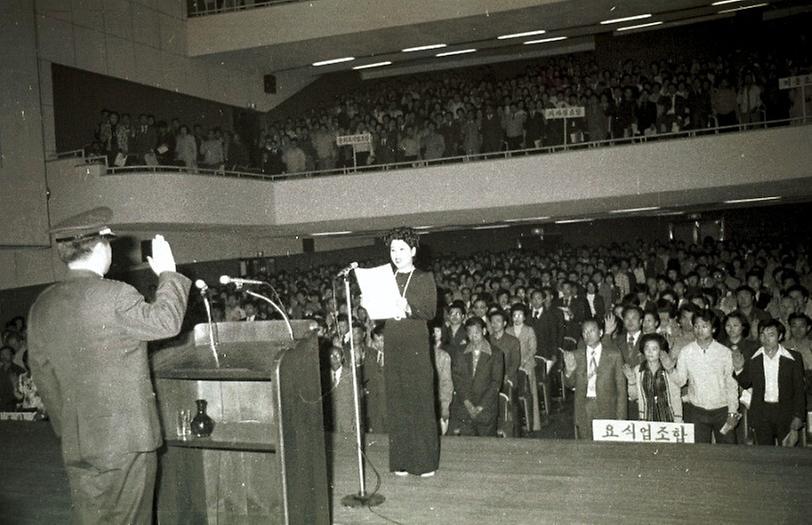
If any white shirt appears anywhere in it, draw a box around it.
[753,346,795,403]
[671,340,739,412]
[332,366,344,387]
[586,293,596,316]
[586,343,603,399]
[531,307,543,319]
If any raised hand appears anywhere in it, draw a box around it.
[604,313,617,336]
[659,350,676,371]
[146,234,176,276]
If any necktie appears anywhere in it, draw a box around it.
[472,350,480,376]
[534,309,541,319]
[588,350,597,380]
[628,334,635,347]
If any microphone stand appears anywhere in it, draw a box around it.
[242,288,295,341]
[340,268,385,508]
[200,288,220,367]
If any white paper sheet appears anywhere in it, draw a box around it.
[354,264,404,320]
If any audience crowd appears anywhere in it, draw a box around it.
[85,46,811,176]
[5,234,812,446]
[169,235,811,445]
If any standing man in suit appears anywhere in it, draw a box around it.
[563,318,627,440]
[528,287,566,406]
[616,306,644,367]
[28,208,191,524]
[450,318,504,436]
[733,319,806,446]
[488,310,521,437]
[527,288,565,374]
[442,300,468,362]
[556,280,590,342]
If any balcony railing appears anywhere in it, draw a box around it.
[55,116,810,182]
[186,0,311,18]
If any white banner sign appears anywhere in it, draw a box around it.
[336,133,372,146]
[544,106,585,119]
[779,74,812,90]
[592,419,695,443]
[0,411,36,421]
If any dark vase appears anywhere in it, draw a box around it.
[191,399,215,437]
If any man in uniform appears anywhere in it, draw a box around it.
[27,207,191,524]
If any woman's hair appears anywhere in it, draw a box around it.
[639,333,670,354]
[510,303,527,317]
[723,311,751,338]
[383,227,419,249]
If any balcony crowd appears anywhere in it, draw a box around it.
[85,45,810,176]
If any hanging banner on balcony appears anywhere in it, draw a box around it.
[544,106,585,119]
[779,74,812,89]
[336,133,372,146]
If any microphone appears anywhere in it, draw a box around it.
[194,279,209,295]
[219,275,266,287]
[336,262,358,277]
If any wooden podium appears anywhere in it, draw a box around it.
[151,321,329,524]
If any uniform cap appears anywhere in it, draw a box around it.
[50,207,117,243]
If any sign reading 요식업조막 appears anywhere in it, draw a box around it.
[592,419,695,443]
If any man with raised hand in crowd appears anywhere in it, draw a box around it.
[665,310,740,444]
[28,207,191,525]
[563,318,627,440]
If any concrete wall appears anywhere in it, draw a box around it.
[40,125,812,233]
[0,0,49,247]
[272,125,812,224]
[34,0,268,156]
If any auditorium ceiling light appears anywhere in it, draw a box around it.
[722,196,781,204]
[472,224,511,230]
[718,2,769,14]
[310,230,353,236]
[414,225,434,229]
[436,48,477,57]
[497,29,546,40]
[401,43,447,52]
[600,13,652,25]
[524,36,568,45]
[711,0,745,5]
[312,57,355,67]
[555,218,593,224]
[503,216,551,222]
[608,206,662,214]
[656,210,686,216]
[352,61,392,70]
[616,21,664,31]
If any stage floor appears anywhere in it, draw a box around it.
[2,422,811,524]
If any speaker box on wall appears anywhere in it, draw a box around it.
[264,74,277,94]
[302,238,314,253]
